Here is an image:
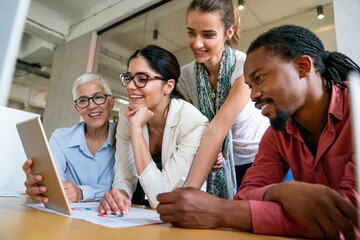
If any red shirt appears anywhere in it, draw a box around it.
[234,83,358,237]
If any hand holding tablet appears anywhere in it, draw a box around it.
[17,117,72,215]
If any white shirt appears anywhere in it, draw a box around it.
[177,50,269,166]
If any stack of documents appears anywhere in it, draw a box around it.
[25,202,162,228]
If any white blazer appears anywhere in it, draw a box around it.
[112,98,208,208]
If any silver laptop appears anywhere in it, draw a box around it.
[16,117,72,215]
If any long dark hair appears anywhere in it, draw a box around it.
[187,0,240,49]
[127,45,184,99]
[247,25,360,91]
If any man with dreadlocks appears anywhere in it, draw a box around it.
[157,25,360,239]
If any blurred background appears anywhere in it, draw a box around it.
[9,0,337,129]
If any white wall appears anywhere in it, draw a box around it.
[333,0,360,66]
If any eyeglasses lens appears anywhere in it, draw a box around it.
[121,74,148,88]
[76,94,106,108]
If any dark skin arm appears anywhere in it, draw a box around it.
[264,181,358,240]
[157,185,358,239]
[156,187,252,230]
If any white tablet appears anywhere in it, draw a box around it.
[16,117,72,215]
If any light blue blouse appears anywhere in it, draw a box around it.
[49,121,115,201]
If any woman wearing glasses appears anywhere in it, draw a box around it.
[98,45,208,215]
[23,73,116,203]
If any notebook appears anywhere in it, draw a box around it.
[16,117,72,215]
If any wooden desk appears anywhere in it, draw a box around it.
[0,197,301,240]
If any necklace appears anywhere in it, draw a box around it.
[209,74,217,99]
[210,82,216,99]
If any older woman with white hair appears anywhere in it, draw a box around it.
[22,73,116,203]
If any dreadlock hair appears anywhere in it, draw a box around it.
[247,25,360,91]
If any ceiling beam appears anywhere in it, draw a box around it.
[67,0,163,41]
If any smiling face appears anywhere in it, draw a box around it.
[74,81,114,130]
[186,10,233,67]
[126,56,172,113]
[244,47,306,130]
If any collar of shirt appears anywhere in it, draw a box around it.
[285,82,346,137]
[67,121,114,152]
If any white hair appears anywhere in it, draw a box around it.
[72,73,112,100]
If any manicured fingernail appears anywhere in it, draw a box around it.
[100,210,104,213]
[122,210,127,216]
[106,210,111,215]
[115,211,120,216]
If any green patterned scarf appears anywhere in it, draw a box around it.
[194,44,237,199]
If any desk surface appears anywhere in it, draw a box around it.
[0,197,301,240]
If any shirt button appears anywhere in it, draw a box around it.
[314,167,319,172]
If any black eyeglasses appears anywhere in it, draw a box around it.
[120,73,164,88]
[74,93,110,108]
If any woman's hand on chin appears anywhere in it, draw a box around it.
[126,106,154,130]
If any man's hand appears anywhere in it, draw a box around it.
[62,181,83,203]
[98,189,131,216]
[22,159,48,203]
[264,181,358,239]
[157,187,252,230]
[156,187,222,228]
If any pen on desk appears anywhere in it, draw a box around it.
[171,176,186,192]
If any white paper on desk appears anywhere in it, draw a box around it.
[24,202,162,228]
[0,185,25,197]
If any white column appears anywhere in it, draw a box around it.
[333,0,360,65]
[42,31,101,138]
